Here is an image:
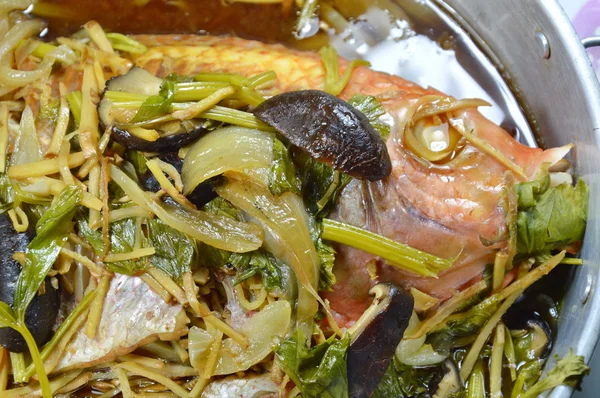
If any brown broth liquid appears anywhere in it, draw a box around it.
[35,0,299,42]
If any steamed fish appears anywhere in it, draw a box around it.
[125,35,570,326]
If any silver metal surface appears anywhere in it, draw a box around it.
[582,36,600,49]
[536,31,552,59]
[433,0,600,397]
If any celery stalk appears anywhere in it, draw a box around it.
[467,359,486,398]
[65,91,82,126]
[199,106,274,131]
[246,70,278,88]
[321,218,454,277]
[194,72,247,86]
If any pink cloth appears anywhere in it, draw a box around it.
[572,1,600,77]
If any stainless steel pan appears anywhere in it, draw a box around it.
[431,1,600,396]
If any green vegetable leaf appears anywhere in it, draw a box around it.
[202,196,241,220]
[14,186,81,318]
[78,217,148,275]
[373,356,445,398]
[275,330,350,398]
[147,219,195,281]
[307,216,337,291]
[130,73,191,123]
[294,151,351,215]
[269,138,302,196]
[196,197,239,268]
[348,94,390,140]
[231,251,283,290]
[0,301,18,330]
[126,150,149,176]
[516,177,588,255]
[520,350,589,398]
[315,238,336,291]
[200,197,285,290]
[435,281,500,337]
[130,94,172,123]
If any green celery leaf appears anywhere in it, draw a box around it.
[125,150,149,176]
[130,94,171,124]
[147,219,195,281]
[373,356,445,398]
[196,197,238,268]
[294,151,351,215]
[306,216,337,291]
[231,251,283,291]
[14,186,81,319]
[202,196,241,220]
[78,217,148,275]
[275,330,350,398]
[130,73,191,123]
[516,177,589,254]
[435,295,502,338]
[269,138,302,196]
[315,238,336,291]
[521,350,589,398]
[348,94,390,140]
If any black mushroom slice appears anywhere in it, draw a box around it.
[139,152,217,208]
[0,214,60,352]
[347,283,414,398]
[503,290,556,359]
[98,66,207,152]
[109,124,207,153]
[430,360,462,398]
[253,90,392,180]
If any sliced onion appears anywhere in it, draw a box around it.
[188,326,215,371]
[11,106,41,166]
[216,177,321,336]
[214,300,291,375]
[396,312,448,366]
[181,126,273,195]
[110,164,263,252]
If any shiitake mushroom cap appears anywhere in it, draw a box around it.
[347,283,414,398]
[253,90,392,181]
